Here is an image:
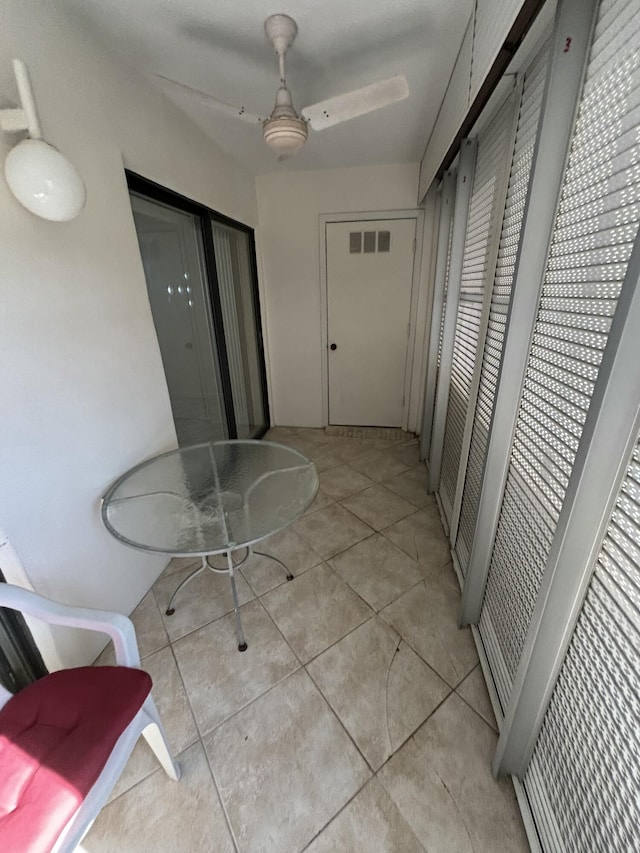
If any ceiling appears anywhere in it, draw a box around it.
[59,0,474,175]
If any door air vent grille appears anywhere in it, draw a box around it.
[349,230,392,253]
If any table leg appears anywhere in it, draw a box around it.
[227,550,247,652]
[253,549,294,581]
[165,557,207,615]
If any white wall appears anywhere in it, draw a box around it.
[256,163,427,428]
[0,1,258,667]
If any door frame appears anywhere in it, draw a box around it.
[126,171,271,439]
[319,209,425,430]
[0,572,48,691]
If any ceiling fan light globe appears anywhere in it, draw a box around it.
[263,116,308,155]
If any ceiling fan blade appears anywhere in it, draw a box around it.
[301,75,409,131]
[153,74,265,124]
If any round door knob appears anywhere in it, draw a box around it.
[330,343,337,351]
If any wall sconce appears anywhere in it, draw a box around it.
[0,59,86,222]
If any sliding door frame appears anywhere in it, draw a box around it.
[0,572,48,692]
[126,171,270,439]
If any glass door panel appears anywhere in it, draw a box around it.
[211,222,268,438]
[131,193,228,445]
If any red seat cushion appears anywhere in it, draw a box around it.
[0,666,151,853]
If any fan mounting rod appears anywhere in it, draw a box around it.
[265,14,298,81]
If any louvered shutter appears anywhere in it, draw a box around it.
[436,217,455,377]
[438,93,516,523]
[523,434,640,852]
[422,184,456,461]
[478,0,640,710]
[454,43,550,575]
[423,215,456,459]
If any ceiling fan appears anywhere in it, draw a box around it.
[155,13,410,158]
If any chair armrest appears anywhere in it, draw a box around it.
[0,584,141,668]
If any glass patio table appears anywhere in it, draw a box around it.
[101,440,318,651]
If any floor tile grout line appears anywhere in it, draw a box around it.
[455,688,499,734]
[201,739,241,853]
[338,481,420,525]
[297,776,374,852]
[170,599,304,742]
[253,594,306,667]
[194,661,305,744]
[294,606,377,669]
[141,586,171,650]
[454,664,499,733]
[240,555,322,598]
[374,687,457,780]
[375,681,454,774]
[320,559,379,619]
[303,615,455,776]
[166,641,211,745]
[101,737,199,810]
[316,527,377,562]
[293,519,378,564]
[375,575,479,691]
[303,658,378,776]
[329,551,426,624]
[299,772,428,853]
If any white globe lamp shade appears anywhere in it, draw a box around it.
[4,138,86,222]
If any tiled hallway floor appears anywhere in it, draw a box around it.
[87,428,529,852]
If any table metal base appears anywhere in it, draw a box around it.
[164,547,294,651]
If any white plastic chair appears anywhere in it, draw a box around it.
[0,583,180,852]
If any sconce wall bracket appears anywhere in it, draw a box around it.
[0,60,42,139]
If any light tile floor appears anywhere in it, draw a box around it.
[87,427,529,853]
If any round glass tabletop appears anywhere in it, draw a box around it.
[101,440,318,556]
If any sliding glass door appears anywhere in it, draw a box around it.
[128,174,269,444]
[131,193,228,444]
[211,222,267,439]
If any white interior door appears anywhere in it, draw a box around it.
[327,218,416,426]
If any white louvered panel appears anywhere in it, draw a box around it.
[480,0,640,711]
[524,437,640,852]
[481,468,555,705]
[438,93,516,521]
[419,20,473,200]
[437,216,456,372]
[455,43,549,574]
[428,214,456,458]
[470,0,525,102]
